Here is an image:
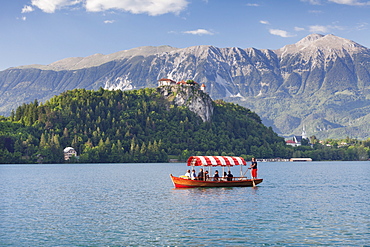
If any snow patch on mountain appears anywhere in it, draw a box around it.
[104,76,134,91]
[230,93,243,98]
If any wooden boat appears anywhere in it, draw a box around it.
[170,156,263,188]
[170,174,263,188]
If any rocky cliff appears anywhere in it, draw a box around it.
[157,85,213,122]
[1,34,369,139]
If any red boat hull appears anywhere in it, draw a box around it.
[170,174,263,188]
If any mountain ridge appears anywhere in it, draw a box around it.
[13,45,179,71]
[275,34,367,57]
[1,34,369,139]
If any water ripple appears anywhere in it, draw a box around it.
[0,162,369,246]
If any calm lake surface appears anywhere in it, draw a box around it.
[1,161,369,246]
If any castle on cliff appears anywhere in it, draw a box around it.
[158,78,206,92]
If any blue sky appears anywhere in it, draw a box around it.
[1,0,370,71]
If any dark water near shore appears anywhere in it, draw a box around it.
[1,161,369,246]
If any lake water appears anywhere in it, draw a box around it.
[0,161,369,246]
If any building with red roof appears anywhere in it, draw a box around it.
[158,78,204,91]
[158,78,176,86]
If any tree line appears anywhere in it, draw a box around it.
[291,137,370,161]
[0,87,369,164]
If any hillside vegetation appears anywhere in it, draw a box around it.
[0,87,289,163]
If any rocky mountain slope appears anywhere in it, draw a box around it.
[1,34,369,139]
[157,85,214,122]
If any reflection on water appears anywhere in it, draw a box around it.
[0,161,369,246]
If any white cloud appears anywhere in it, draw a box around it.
[104,20,115,24]
[303,0,370,5]
[30,0,81,13]
[356,22,368,30]
[246,3,260,6]
[183,29,214,35]
[16,16,27,21]
[28,0,189,15]
[309,10,323,13]
[294,26,305,31]
[301,0,322,5]
[328,0,370,5]
[269,29,296,38]
[85,0,188,16]
[21,5,35,13]
[309,25,329,33]
[260,20,269,25]
[308,24,344,33]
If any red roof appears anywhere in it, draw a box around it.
[158,78,175,82]
[286,140,296,143]
[187,156,246,166]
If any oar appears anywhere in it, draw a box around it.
[242,169,249,177]
[250,168,256,187]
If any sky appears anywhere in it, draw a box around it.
[1,0,370,71]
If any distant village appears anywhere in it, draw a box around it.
[285,128,309,147]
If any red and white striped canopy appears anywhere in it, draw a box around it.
[187,156,246,167]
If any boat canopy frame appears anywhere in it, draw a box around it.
[187,156,247,167]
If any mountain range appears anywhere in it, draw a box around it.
[1,34,369,139]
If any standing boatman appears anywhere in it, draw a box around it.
[250,157,258,179]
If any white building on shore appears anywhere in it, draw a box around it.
[63,147,77,160]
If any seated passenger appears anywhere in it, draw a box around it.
[184,169,191,178]
[227,171,233,181]
[197,168,204,181]
[190,169,197,180]
[205,170,209,181]
[213,170,220,181]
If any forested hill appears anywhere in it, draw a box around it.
[0,87,290,163]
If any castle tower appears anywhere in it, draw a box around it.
[200,84,206,91]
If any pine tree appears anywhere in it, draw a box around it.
[39,133,47,148]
